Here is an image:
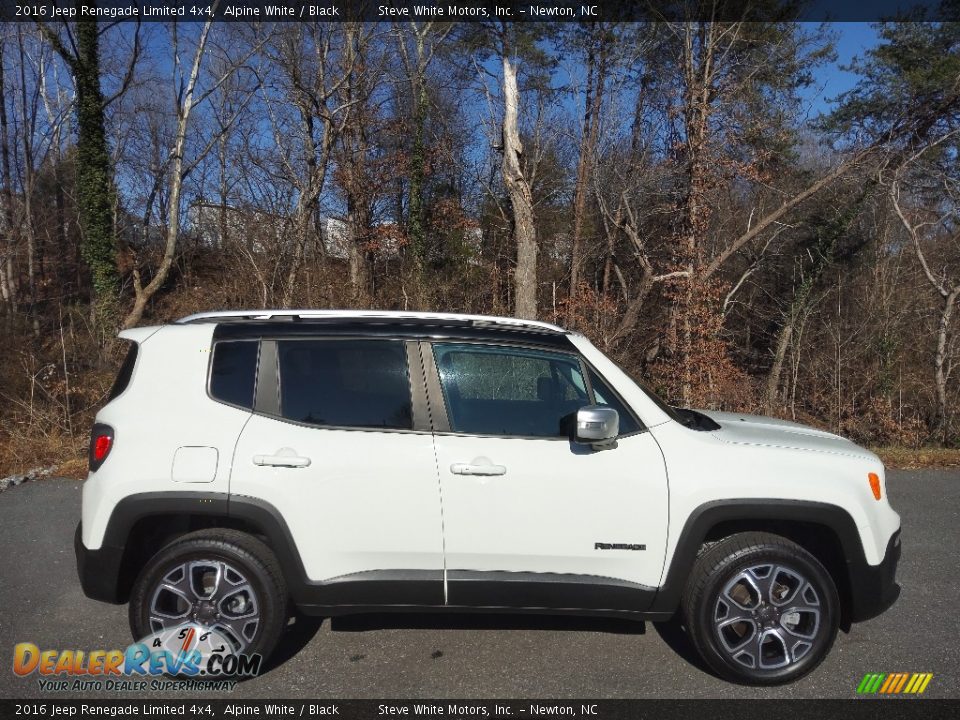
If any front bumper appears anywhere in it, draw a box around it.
[848,529,901,622]
[74,523,126,604]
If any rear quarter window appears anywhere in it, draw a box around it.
[210,340,259,409]
[107,342,139,401]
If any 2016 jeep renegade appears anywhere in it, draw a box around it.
[75,310,901,685]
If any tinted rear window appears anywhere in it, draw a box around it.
[108,343,138,401]
[210,341,259,409]
[277,339,412,430]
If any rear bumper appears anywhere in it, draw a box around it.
[74,523,126,604]
[848,529,901,622]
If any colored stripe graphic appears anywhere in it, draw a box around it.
[905,673,933,694]
[857,673,884,693]
[893,673,910,693]
[857,673,933,695]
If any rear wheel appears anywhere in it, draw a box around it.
[681,532,839,685]
[129,529,288,662]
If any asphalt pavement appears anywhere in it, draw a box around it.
[0,471,956,699]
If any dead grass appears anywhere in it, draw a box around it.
[56,456,89,479]
[873,446,960,470]
[0,431,87,481]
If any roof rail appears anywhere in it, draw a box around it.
[175,309,567,334]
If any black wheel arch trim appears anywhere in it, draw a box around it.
[649,498,900,624]
[78,493,898,624]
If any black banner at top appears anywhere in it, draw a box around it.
[0,0,953,23]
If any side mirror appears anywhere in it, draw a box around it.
[575,405,619,448]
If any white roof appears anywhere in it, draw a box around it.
[176,309,567,333]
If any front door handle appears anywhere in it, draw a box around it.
[451,460,506,476]
[253,447,311,468]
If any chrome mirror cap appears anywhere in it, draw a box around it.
[575,405,619,448]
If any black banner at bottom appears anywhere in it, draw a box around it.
[2,699,958,720]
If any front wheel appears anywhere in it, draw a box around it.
[681,532,840,685]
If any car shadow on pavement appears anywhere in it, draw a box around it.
[328,612,648,635]
[255,614,325,677]
[652,619,717,677]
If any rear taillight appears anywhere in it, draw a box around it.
[89,424,114,472]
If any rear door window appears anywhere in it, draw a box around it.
[277,339,413,430]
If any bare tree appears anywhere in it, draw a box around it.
[124,20,258,328]
[394,21,454,278]
[258,23,359,307]
[0,35,16,314]
[889,132,960,437]
[500,51,538,319]
[567,23,614,308]
[39,11,141,332]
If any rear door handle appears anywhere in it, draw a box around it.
[253,448,311,468]
[450,461,506,476]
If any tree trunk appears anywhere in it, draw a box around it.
[934,289,958,439]
[567,49,595,301]
[407,42,428,272]
[282,107,330,308]
[123,20,213,329]
[568,32,607,306]
[674,22,716,405]
[0,44,17,313]
[16,28,39,334]
[765,322,793,414]
[73,14,120,331]
[501,55,538,320]
[341,24,373,302]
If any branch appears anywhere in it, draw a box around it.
[36,22,76,69]
[103,20,141,108]
[702,150,870,280]
[891,179,949,297]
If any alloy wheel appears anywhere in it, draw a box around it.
[712,563,822,671]
[148,559,260,652]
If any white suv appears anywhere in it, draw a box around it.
[75,310,901,685]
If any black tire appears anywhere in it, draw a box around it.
[681,531,839,685]
[129,528,288,664]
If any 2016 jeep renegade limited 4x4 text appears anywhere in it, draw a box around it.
[75,310,901,685]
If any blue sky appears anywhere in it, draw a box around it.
[801,22,880,115]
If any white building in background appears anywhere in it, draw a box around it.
[187,202,286,252]
[187,202,351,259]
[186,201,484,263]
